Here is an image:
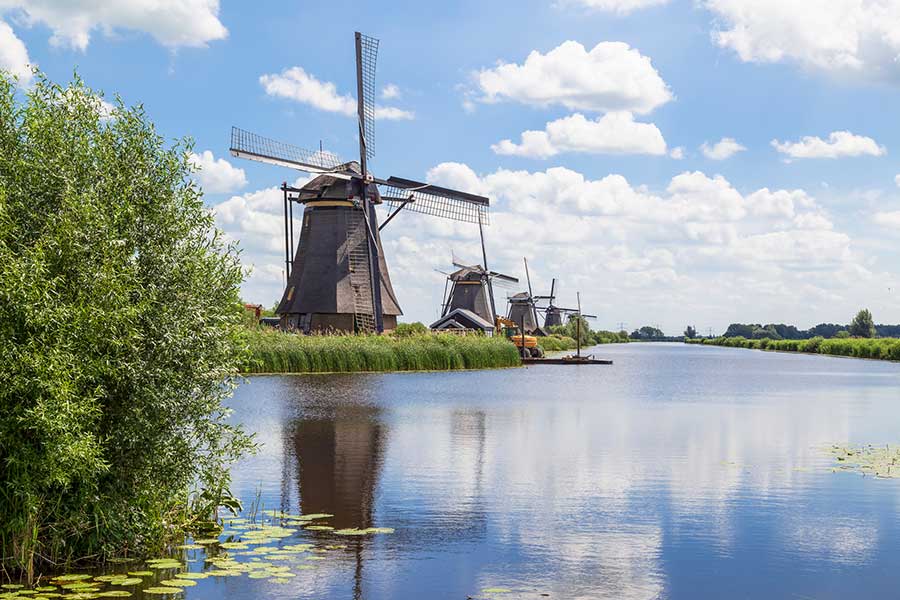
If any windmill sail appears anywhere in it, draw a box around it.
[229,127,350,175]
[355,32,379,162]
[378,177,489,225]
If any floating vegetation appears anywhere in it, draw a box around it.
[829,444,900,478]
[483,588,513,594]
[1,508,397,599]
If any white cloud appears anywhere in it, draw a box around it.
[701,137,746,160]
[563,0,670,13]
[704,0,900,78]
[259,66,414,120]
[189,150,248,194]
[873,210,900,228]
[894,174,900,187]
[381,83,400,99]
[0,19,31,83]
[492,112,667,158]
[669,146,685,160]
[772,131,886,159]
[0,0,228,51]
[475,40,672,115]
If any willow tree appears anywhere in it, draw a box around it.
[0,73,252,577]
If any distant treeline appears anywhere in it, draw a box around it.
[687,336,900,362]
[721,322,900,340]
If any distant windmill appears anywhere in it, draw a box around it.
[229,32,489,333]
[507,258,546,335]
[535,277,594,329]
[434,259,518,333]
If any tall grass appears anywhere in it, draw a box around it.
[686,336,900,361]
[244,329,521,374]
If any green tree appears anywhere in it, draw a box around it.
[0,72,252,576]
[849,309,876,338]
[684,325,697,339]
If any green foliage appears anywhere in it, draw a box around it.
[0,73,252,575]
[849,309,876,338]
[684,325,697,339]
[537,334,578,351]
[835,330,851,339]
[546,320,629,347]
[630,326,665,340]
[244,329,521,373]
[687,336,900,361]
[392,321,429,337]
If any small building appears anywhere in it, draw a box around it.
[429,307,495,336]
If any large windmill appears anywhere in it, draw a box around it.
[230,32,489,333]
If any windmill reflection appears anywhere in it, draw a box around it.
[283,376,385,600]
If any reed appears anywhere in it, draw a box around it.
[244,329,521,374]
[537,334,579,351]
[686,336,900,361]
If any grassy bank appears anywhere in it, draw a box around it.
[244,329,521,374]
[686,336,900,361]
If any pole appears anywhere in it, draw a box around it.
[478,212,496,322]
[288,193,294,270]
[577,292,582,358]
[282,183,290,280]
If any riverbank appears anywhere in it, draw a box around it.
[686,336,900,361]
[244,329,522,374]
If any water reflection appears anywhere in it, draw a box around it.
[223,345,900,600]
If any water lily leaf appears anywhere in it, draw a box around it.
[304,526,334,531]
[110,578,142,586]
[143,587,183,595]
[97,592,133,598]
[333,528,367,536]
[297,513,333,520]
[35,587,57,592]
[483,588,512,594]
[247,573,271,579]
[126,572,153,577]
[192,538,219,545]
[52,575,92,582]
[158,580,196,588]
[174,573,209,580]
[363,527,395,534]
[175,544,204,550]
[0,585,23,590]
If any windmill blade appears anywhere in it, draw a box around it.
[356,32,379,162]
[376,176,490,225]
[489,271,518,283]
[230,127,352,175]
[452,260,481,271]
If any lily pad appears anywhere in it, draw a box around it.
[304,526,334,531]
[482,588,512,594]
[174,573,209,580]
[158,580,196,588]
[126,571,153,577]
[97,592,133,598]
[52,575,92,583]
[143,588,183,595]
[110,578,142,586]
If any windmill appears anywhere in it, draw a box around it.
[506,258,546,335]
[537,278,596,330]
[433,259,518,334]
[229,32,489,334]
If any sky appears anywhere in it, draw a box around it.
[4,0,900,334]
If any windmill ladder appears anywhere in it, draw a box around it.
[345,210,377,333]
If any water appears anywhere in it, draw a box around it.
[106,343,900,598]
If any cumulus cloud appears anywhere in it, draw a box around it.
[0,0,228,51]
[475,40,672,115]
[669,146,685,160]
[381,83,400,99]
[259,66,414,120]
[0,19,30,84]
[704,0,900,79]
[562,0,670,13]
[701,137,746,160]
[771,131,886,159]
[492,112,667,158]
[189,150,248,194]
[873,210,900,228]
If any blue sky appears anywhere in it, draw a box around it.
[4,0,900,333]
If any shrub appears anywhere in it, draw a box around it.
[0,73,251,577]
